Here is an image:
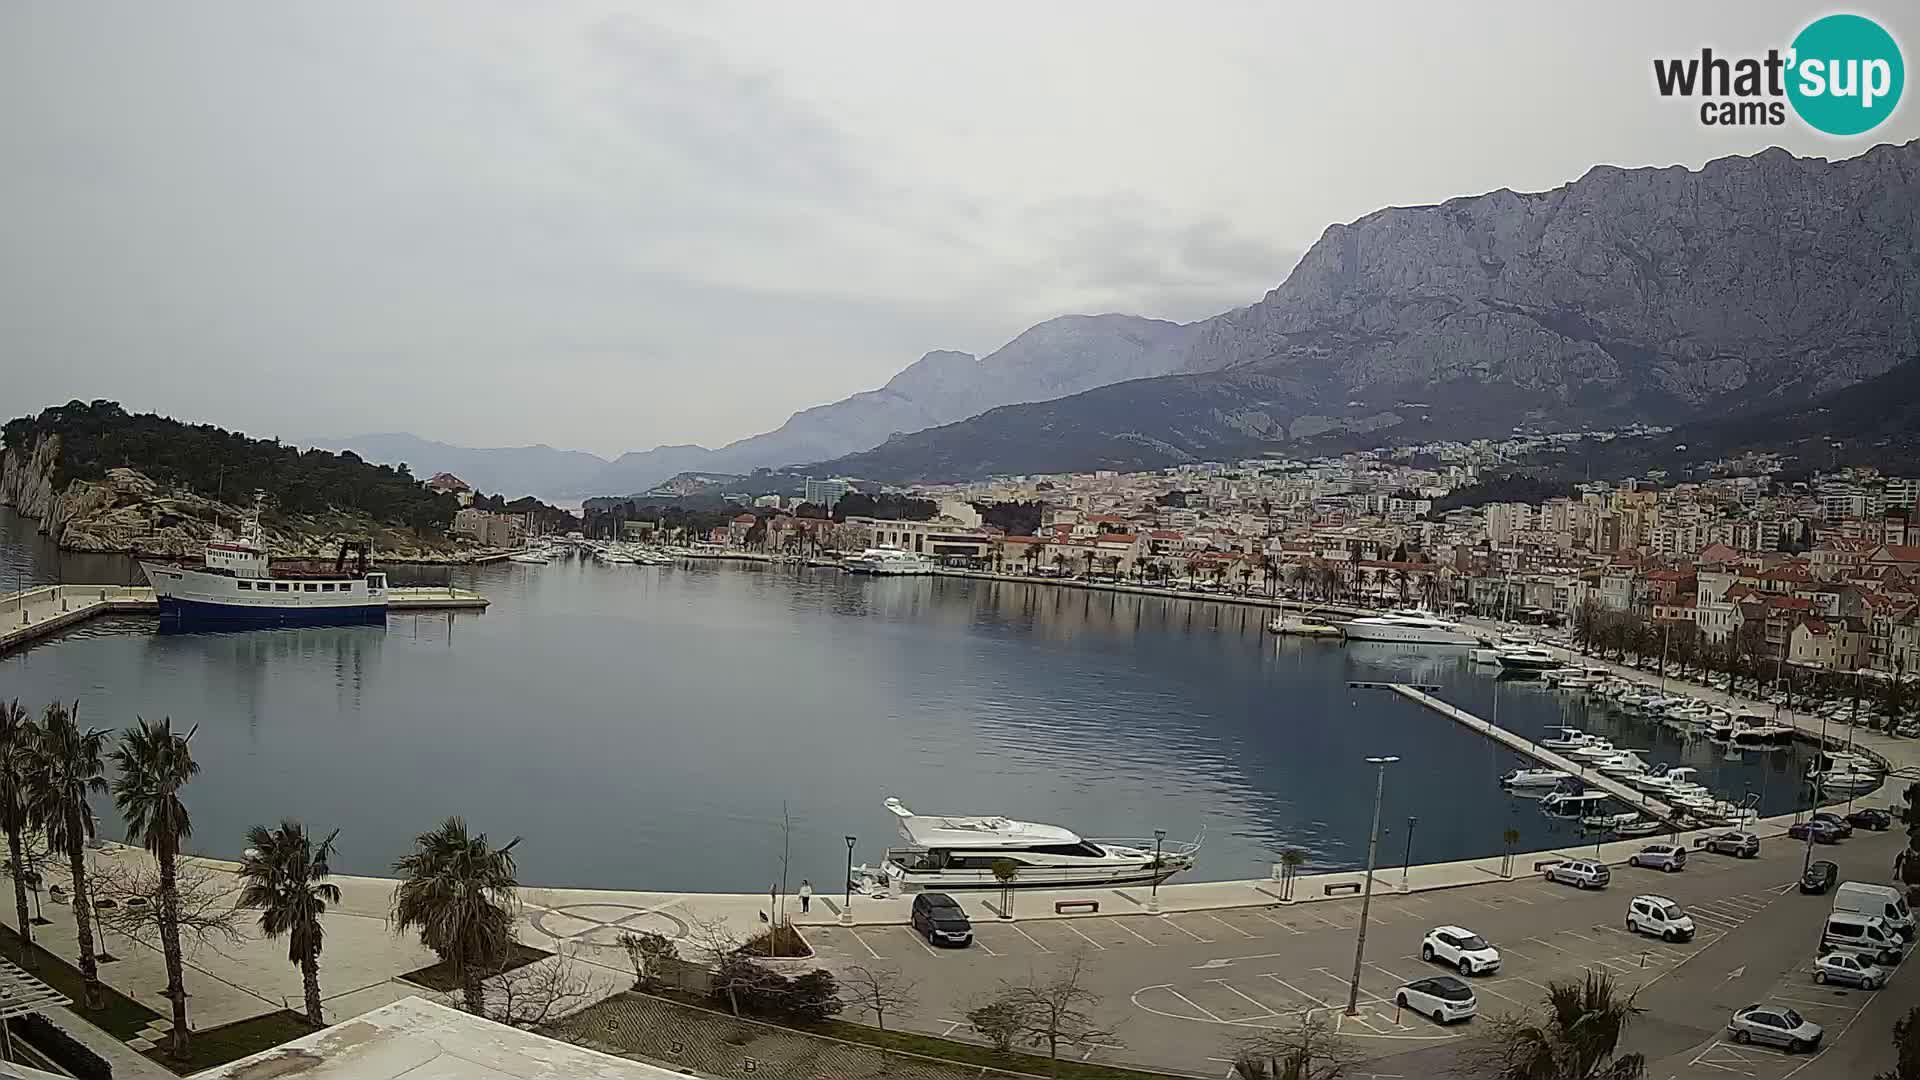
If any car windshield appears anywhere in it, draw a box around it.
[1459,934,1490,950]
[1657,903,1682,919]
[1779,1009,1804,1028]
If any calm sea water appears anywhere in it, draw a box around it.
[1,509,1814,892]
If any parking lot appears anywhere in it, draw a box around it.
[802,826,1907,1077]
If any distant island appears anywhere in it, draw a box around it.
[1,400,568,562]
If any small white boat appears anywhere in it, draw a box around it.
[1267,613,1343,637]
[1615,818,1663,837]
[1542,791,1613,818]
[1501,768,1574,789]
[1540,727,1595,751]
[1598,750,1651,778]
[508,549,550,565]
[1565,740,1620,761]
[1810,770,1881,794]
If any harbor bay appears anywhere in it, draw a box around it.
[2,508,1816,894]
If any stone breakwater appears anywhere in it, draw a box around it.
[0,436,479,563]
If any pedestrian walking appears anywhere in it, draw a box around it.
[799,879,813,913]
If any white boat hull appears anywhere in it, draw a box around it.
[1341,623,1480,645]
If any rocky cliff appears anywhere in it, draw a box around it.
[1,435,467,561]
[818,141,1920,482]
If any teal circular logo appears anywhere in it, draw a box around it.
[1788,14,1904,135]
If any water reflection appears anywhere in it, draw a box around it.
[1,514,1814,892]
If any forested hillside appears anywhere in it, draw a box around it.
[3,400,456,532]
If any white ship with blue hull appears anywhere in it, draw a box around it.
[140,510,389,628]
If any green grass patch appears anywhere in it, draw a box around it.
[810,1019,1177,1080]
[142,1009,317,1074]
[0,918,161,1039]
[399,942,552,992]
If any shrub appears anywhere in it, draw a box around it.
[789,970,842,1023]
[967,999,1023,1054]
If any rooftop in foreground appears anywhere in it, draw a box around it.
[190,996,687,1080]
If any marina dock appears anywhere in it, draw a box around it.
[1,583,488,654]
[1388,683,1683,824]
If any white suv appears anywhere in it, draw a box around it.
[1627,894,1696,942]
[1421,926,1501,975]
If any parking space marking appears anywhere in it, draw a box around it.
[1204,912,1258,939]
[1163,986,1226,1023]
[1208,979,1282,1020]
[1060,921,1108,951]
[1164,917,1215,944]
[900,926,940,957]
[973,935,1000,956]
[1251,910,1305,935]
[1261,974,1332,1010]
[1559,929,1598,944]
[1112,920,1161,947]
[1475,980,1533,1007]
[1006,923,1053,953]
[847,928,885,960]
[1527,936,1573,954]
[1310,912,1346,930]
[1498,944,1538,962]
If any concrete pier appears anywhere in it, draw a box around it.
[1389,683,1683,824]
[0,583,488,653]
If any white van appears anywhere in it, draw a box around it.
[1833,882,1915,941]
[1821,913,1905,966]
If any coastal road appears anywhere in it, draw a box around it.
[803,826,1908,1077]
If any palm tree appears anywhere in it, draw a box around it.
[0,701,36,968]
[111,716,200,1059]
[391,817,522,1014]
[238,821,341,1027]
[1393,567,1411,605]
[1278,848,1307,900]
[1463,971,1646,1079]
[24,701,109,1010]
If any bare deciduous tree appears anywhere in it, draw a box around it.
[90,855,244,956]
[991,953,1119,1074]
[1229,1015,1362,1080]
[483,946,600,1029]
[846,964,917,1070]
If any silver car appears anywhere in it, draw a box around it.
[1813,951,1887,989]
[1544,859,1611,889]
[1728,1005,1824,1053]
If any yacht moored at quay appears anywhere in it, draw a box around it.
[139,509,389,627]
[845,546,936,575]
[850,797,1199,893]
[1336,609,1485,646]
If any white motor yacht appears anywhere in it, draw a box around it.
[1501,767,1574,789]
[846,547,936,576]
[1496,645,1562,672]
[1598,750,1651,778]
[850,798,1199,892]
[1338,609,1483,646]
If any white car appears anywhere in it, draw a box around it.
[1421,925,1501,975]
[1627,895,1696,942]
[1395,975,1477,1024]
[1813,951,1888,990]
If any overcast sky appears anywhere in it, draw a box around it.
[4,2,1914,458]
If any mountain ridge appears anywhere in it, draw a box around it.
[815,140,1920,483]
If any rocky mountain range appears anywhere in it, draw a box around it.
[326,313,1193,498]
[820,140,1920,482]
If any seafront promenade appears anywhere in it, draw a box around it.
[0,583,490,654]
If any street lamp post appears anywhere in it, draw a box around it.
[1400,816,1418,891]
[1347,755,1399,1016]
[842,836,857,927]
[1149,829,1167,913]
